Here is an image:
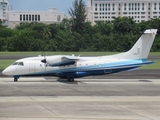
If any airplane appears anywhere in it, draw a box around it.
[2,29,157,82]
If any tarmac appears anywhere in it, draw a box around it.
[0,77,160,120]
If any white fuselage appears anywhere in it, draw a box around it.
[2,55,151,79]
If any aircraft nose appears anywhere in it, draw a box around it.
[2,69,8,75]
[2,68,12,76]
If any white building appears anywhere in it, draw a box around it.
[0,0,9,26]
[87,0,160,24]
[8,8,65,28]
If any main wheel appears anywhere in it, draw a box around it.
[70,77,74,82]
[14,78,18,82]
[68,77,74,82]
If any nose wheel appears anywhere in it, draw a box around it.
[14,76,19,82]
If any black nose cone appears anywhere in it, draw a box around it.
[41,59,46,63]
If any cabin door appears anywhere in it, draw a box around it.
[29,61,36,74]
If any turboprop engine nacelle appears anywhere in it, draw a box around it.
[41,55,63,66]
[41,55,77,67]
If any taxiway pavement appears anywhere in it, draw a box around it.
[0,77,160,120]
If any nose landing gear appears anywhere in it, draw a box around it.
[14,76,19,82]
[14,78,18,82]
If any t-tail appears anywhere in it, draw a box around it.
[114,29,158,60]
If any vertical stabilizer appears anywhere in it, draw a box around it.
[121,29,157,59]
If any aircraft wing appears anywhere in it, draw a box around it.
[50,56,79,66]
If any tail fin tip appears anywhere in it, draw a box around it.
[144,29,157,34]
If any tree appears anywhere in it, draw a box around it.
[148,18,160,35]
[15,22,31,30]
[113,17,138,34]
[0,19,3,28]
[55,30,76,51]
[60,18,71,30]
[93,21,113,35]
[42,27,52,51]
[68,0,87,33]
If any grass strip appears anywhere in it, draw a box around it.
[0,60,15,70]
[0,52,119,56]
[140,60,160,70]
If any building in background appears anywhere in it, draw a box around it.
[0,0,9,26]
[87,0,160,25]
[8,8,65,28]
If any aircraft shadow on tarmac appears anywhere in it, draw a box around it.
[12,78,79,84]
[6,77,153,83]
[56,78,79,84]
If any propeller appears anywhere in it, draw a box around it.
[41,49,46,63]
[41,58,46,63]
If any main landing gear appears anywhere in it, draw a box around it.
[67,77,74,82]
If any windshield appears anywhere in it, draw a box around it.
[18,62,24,66]
[12,62,24,66]
[12,62,18,65]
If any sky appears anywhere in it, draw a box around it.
[8,0,87,15]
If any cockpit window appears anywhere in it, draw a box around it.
[12,62,24,66]
[12,62,18,65]
[18,62,24,66]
